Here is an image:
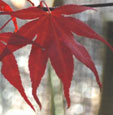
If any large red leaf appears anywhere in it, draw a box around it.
[0,1,113,109]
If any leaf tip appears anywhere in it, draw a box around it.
[32,89,42,110]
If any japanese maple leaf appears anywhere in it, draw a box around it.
[0,0,18,32]
[0,33,35,110]
[0,32,44,112]
[0,32,43,111]
[0,1,113,109]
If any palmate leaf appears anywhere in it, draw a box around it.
[2,53,35,111]
[0,32,43,110]
[0,1,113,110]
[0,30,44,110]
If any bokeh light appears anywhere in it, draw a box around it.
[10,0,26,8]
[30,0,40,6]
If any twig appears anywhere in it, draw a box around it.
[84,2,113,7]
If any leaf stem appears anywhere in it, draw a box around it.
[40,1,51,13]
[27,0,35,6]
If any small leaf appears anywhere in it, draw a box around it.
[0,42,35,111]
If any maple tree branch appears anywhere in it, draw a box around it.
[42,2,113,11]
[84,2,113,7]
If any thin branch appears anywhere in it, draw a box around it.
[84,2,113,7]
[42,2,113,11]
[27,0,35,6]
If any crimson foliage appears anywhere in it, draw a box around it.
[0,0,113,111]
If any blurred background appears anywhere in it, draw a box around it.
[0,0,113,115]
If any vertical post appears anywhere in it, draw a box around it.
[48,62,65,115]
[98,21,113,115]
[48,64,56,115]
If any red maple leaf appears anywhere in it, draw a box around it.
[0,1,113,110]
[0,32,43,111]
[0,32,39,111]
